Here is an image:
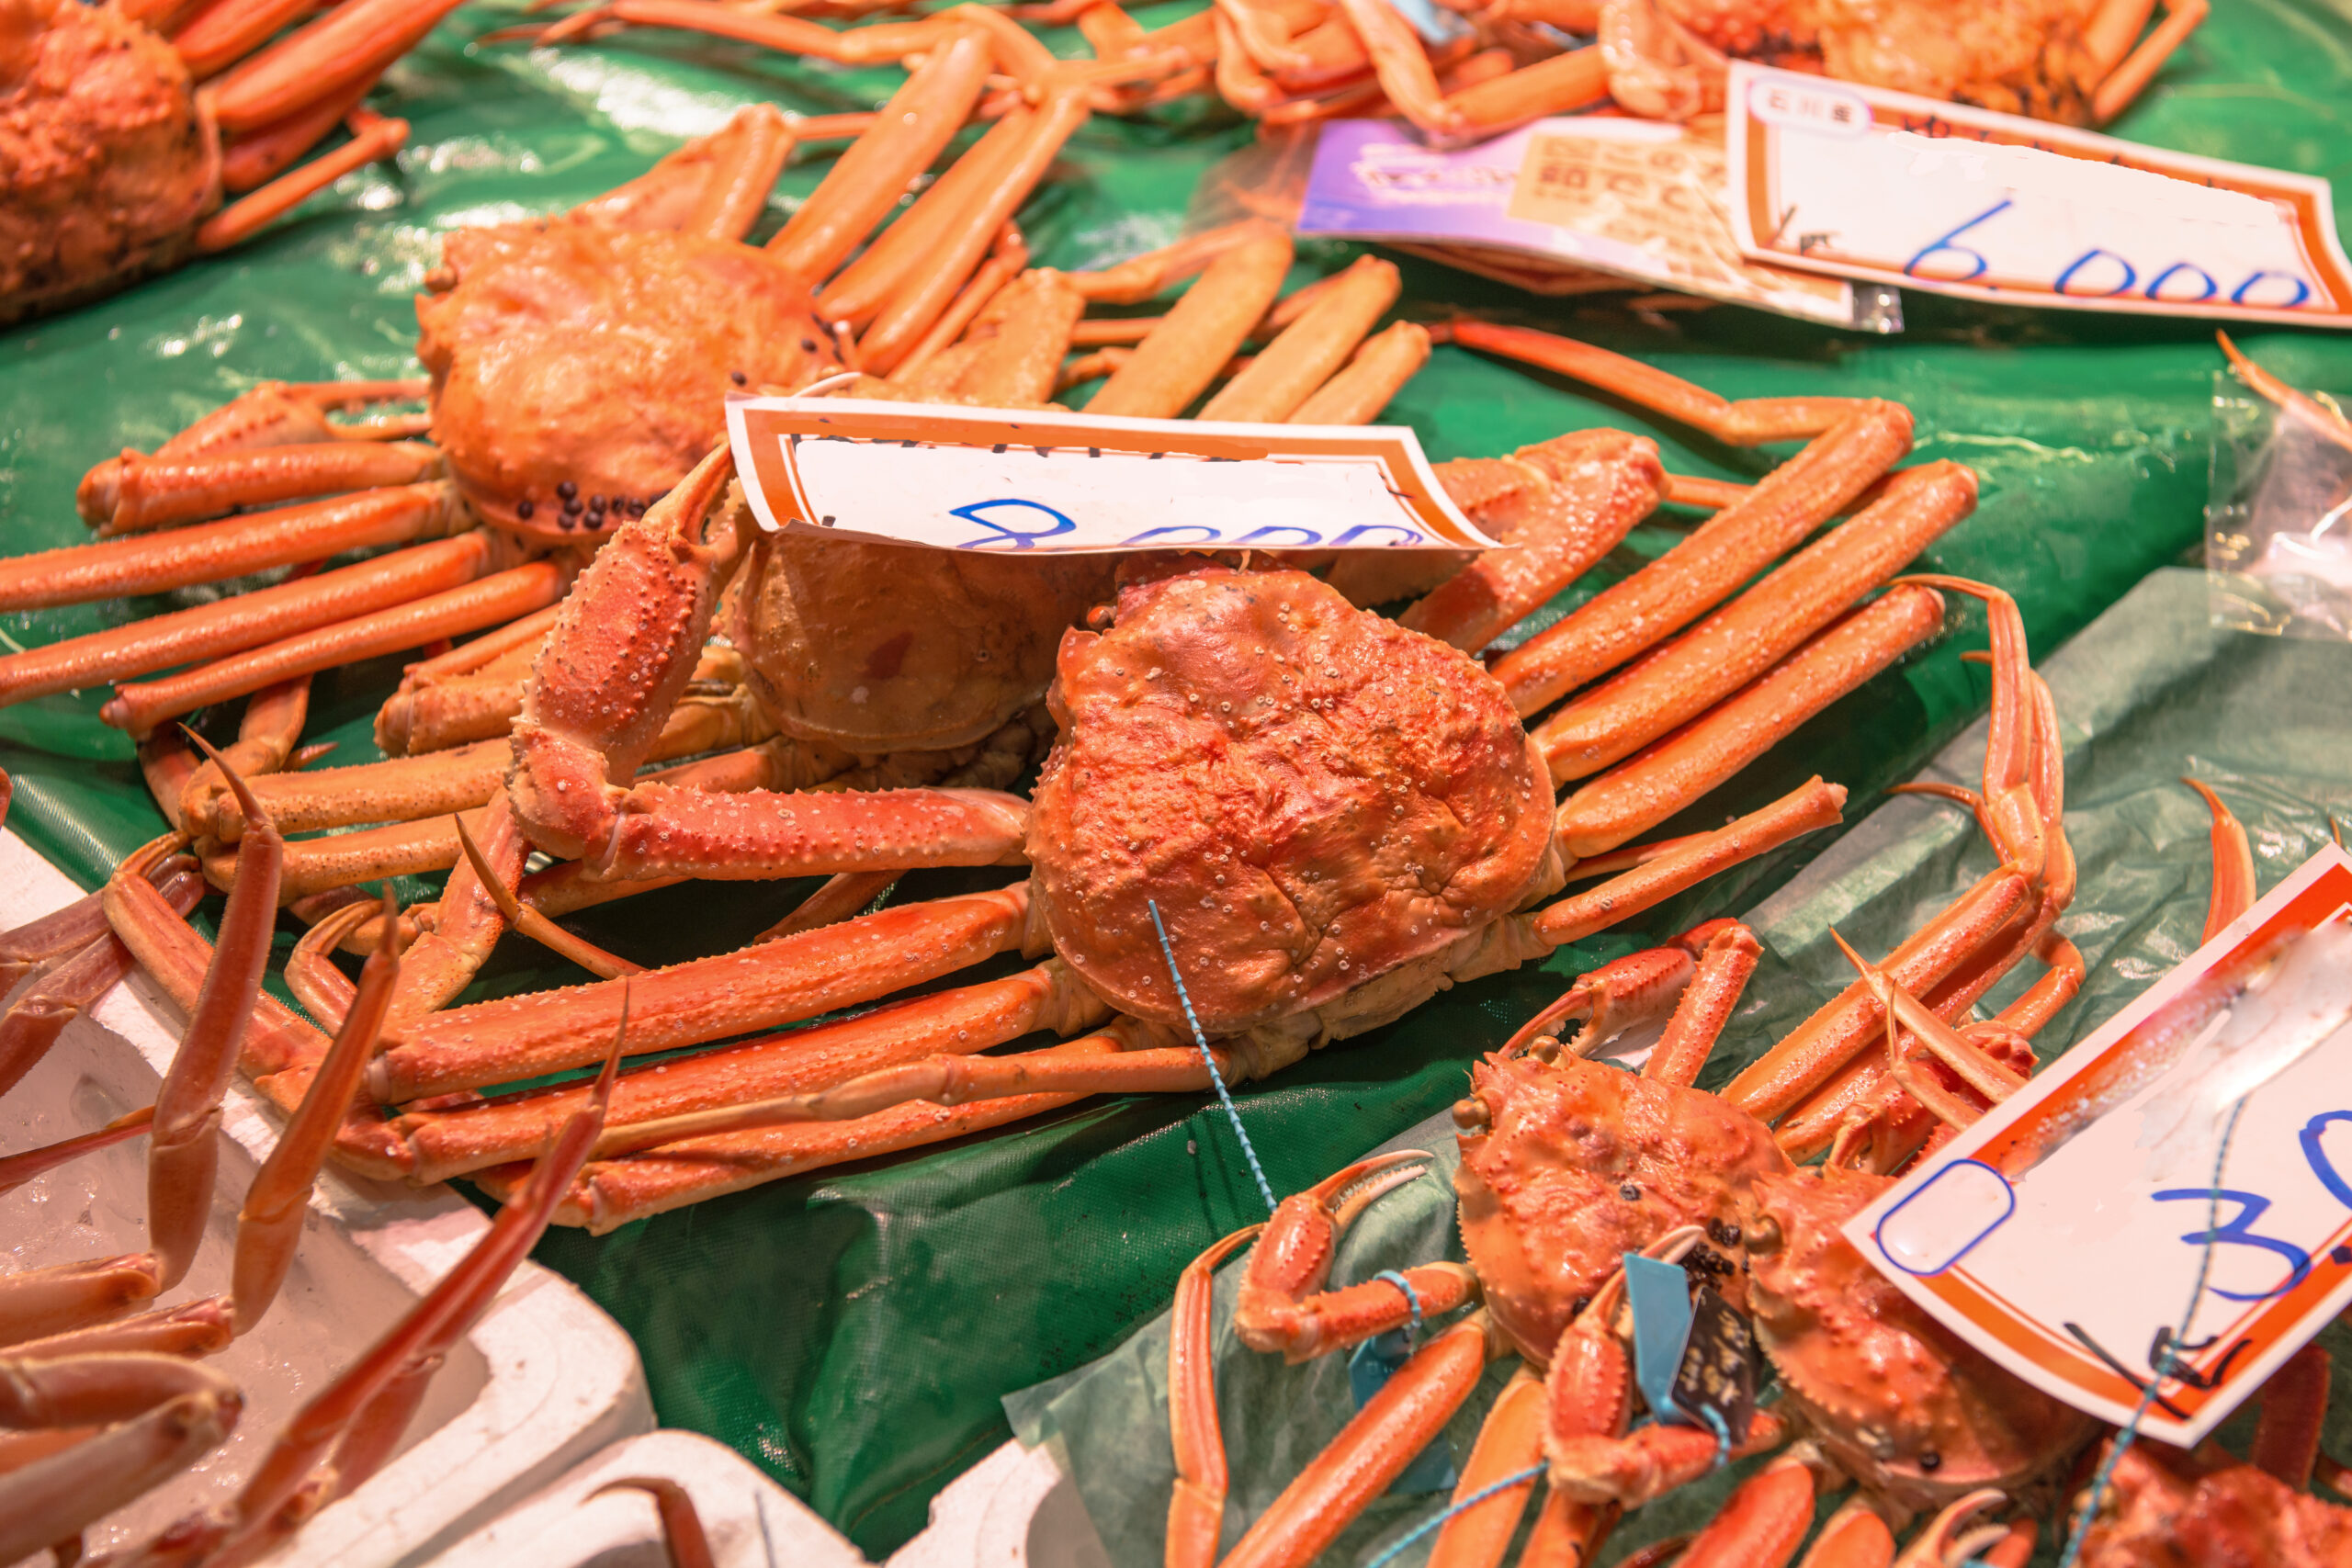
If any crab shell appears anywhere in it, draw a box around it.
[0,0,216,325]
[1743,1165,2097,1514]
[1455,1050,1788,1362]
[416,220,839,546]
[1027,566,1555,1036]
[730,535,1114,754]
[2075,1439,2352,1567]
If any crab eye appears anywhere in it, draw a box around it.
[1918,1450,1942,1472]
[1744,1215,1782,1255]
[1617,1183,1641,1202]
[1452,1097,1490,1130]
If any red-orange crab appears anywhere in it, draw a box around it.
[2070,1342,2352,1567]
[0,0,469,323]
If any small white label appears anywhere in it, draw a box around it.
[722,396,1497,555]
[1726,62,2352,327]
[1847,843,2352,1444]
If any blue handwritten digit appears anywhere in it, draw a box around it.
[2144,262,2217,303]
[2054,249,2139,299]
[1329,524,1426,547]
[2233,270,2313,310]
[2152,1188,2312,1301]
[1237,525,1323,547]
[2300,1111,2352,1208]
[950,499,1075,551]
[1122,524,1225,546]
[1905,199,2012,283]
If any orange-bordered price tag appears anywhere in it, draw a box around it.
[722,392,1497,554]
[1848,842,2352,1443]
[1725,62,2352,329]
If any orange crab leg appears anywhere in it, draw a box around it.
[80,380,429,513]
[2089,0,2208,123]
[1422,1367,1547,1568]
[1087,225,1295,418]
[1403,429,1666,655]
[1438,46,1608,138]
[2250,1342,2331,1487]
[1645,919,1762,1088]
[363,884,1032,1103]
[1197,254,1400,422]
[204,0,467,132]
[766,27,996,281]
[1492,402,1915,720]
[941,267,1087,405]
[1555,583,1947,858]
[1231,1154,1472,1358]
[1667,1452,1821,1568]
[6,1298,234,1361]
[1291,320,1430,424]
[0,1354,243,1563]
[2184,777,2255,940]
[0,1109,155,1198]
[1067,220,1268,304]
[0,866,204,1102]
[757,869,899,941]
[0,533,490,711]
[1534,775,1847,947]
[285,897,376,1032]
[1168,1223,1263,1568]
[1538,464,1973,783]
[888,228,1027,389]
[1498,940,1698,1058]
[509,1032,1124,1232]
[103,560,567,738]
[820,111,1035,328]
[173,674,313,833]
[195,108,413,253]
[1329,0,1455,137]
[385,796,532,1028]
[85,440,440,536]
[856,86,1093,375]
[218,76,382,193]
[0,481,465,613]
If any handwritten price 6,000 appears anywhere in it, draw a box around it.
[1906,197,2316,310]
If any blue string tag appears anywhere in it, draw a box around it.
[1348,1333,1458,1494]
[1623,1252,1698,1426]
[1380,0,1473,46]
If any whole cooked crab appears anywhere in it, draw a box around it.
[0,0,468,323]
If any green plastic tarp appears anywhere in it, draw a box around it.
[0,0,2348,1551]
[1005,566,2352,1566]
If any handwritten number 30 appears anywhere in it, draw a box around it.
[2151,1111,2352,1301]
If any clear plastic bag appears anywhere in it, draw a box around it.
[2207,367,2352,640]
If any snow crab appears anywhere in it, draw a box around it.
[249,343,1987,1230]
[0,0,468,324]
[1157,574,2091,1568]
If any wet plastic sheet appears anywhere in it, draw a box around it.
[1,0,2350,1551]
[1005,566,2352,1565]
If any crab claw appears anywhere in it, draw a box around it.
[1231,1151,1474,1361]
[1891,1488,2011,1566]
[1498,940,1703,1060]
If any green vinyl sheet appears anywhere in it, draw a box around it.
[1005,566,2352,1566]
[0,0,2347,1551]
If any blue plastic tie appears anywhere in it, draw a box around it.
[1150,899,1278,1217]
[1374,1269,1424,1353]
[2054,1096,2248,1568]
[1361,1463,1546,1568]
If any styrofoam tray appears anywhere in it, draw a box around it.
[0,828,653,1565]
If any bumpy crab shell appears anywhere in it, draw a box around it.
[1810,0,2102,122]
[417,220,839,544]
[731,534,1115,754]
[1028,566,1554,1036]
[0,0,215,324]
[1745,1165,2097,1513]
[1455,1050,1789,1362]
[2079,1441,2352,1566]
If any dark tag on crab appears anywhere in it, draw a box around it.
[1348,1332,1458,1495]
[1671,1285,1757,1446]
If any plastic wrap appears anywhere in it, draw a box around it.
[2208,367,2352,638]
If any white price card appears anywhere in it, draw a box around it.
[1724,62,2352,328]
[1847,842,2352,1444]
[722,394,1497,555]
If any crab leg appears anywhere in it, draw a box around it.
[0,1355,243,1563]
[204,0,469,134]
[1168,1224,1263,1568]
[856,86,1092,375]
[172,676,313,833]
[1290,321,1430,425]
[1645,919,1763,1088]
[0,533,491,712]
[1402,429,1665,655]
[1436,46,1609,138]
[1497,940,1699,1058]
[1228,1154,1472,1358]
[1491,402,1916,721]
[888,229,1028,389]
[194,109,415,253]
[1086,225,1295,418]
[6,1298,234,1361]
[81,381,430,520]
[820,110,1037,328]
[84,442,441,537]
[0,1110,155,1198]
[1536,464,1973,783]
[1420,1367,1547,1568]
[103,560,567,738]
[1068,222,1267,305]
[2088,0,2208,123]
[1196,255,1399,423]
[0,481,466,613]
[218,78,384,194]
[0,849,196,988]
[1220,1314,1501,1568]
[0,865,205,1102]
[2184,777,2255,940]
[1667,1452,1826,1568]
[1555,583,1947,858]
[942,267,1087,406]
[766,27,996,282]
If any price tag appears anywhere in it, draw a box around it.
[1725,63,2352,328]
[1847,842,2352,1443]
[1671,1286,1758,1446]
[1296,118,1871,328]
[722,394,1495,555]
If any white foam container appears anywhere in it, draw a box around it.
[0,829,653,1565]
